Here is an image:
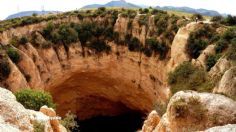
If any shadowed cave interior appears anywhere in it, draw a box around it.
[76,111,145,132]
[50,71,148,132]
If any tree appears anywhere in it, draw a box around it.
[191,13,203,21]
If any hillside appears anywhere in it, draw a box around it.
[0,7,236,132]
[82,0,140,9]
[5,11,59,20]
[156,6,221,16]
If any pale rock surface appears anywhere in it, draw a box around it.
[0,87,33,131]
[209,58,232,78]
[142,110,160,132]
[204,124,236,132]
[0,87,66,132]
[192,45,215,69]
[167,22,200,72]
[213,67,236,98]
[147,91,236,132]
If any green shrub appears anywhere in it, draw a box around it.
[211,16,223,23]
[15,89,56,111]
[7,47,21,64]
[215,33,233,54]
[206,54,221,71]
[168,62,212,94]
[58,24,78,45]
[88,40,111,53]
[191,13,203,21]
[145,38,168,59]
[60,111,79,132]
[172,96,206,121]
[19,36,28,45]
[33,121,44,132]
[9,36,20,47]
[0,58,11,81]
[186,24,217,58]
[127,37,142,52]
[138,15,149,26]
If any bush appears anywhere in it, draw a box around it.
[191,13,203,21]
[206,54,221,71]
[211,16,223,23]
[186,24,216,58]
[215,39,228,53]
[127,37,142,52]
[88,40,111,53]
[187,36,208,58]
[172,97,206,121]
[7,47,21,64]
[58,24,78,45]
[15,89,56,111]
[19,36,28,45]
[138,15,149,26]
[60,111,79,131]
[0,59,11,81]
[33,121,44,132]
[168,62,212,94]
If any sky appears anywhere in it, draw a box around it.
[0,0,236,20]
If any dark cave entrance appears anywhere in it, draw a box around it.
[76,112,145,132]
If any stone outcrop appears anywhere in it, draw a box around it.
[209,57,232,78]
[0,87,33,131]
[0,87,66,132]
[213,67,236,98]
[142,110,160,132]
[203,124,236,132]
[192,44,215,69]
[142,91,236,132]
[167,22,199,72]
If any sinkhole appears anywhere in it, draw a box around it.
[48,71,155,132]
[76,111,145,132]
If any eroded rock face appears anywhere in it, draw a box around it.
[154,91,236,132]
[192,44,216,69]
[167,22,199,72]
[209,58,232,78]
[0,15,200,120]
[214,67,236,98]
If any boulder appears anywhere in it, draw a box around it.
[213,67,236,99]
[142,110,160,132]
[204,124,236,132]
[154,91,236,131]
[0,87,33,131]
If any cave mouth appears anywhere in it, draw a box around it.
[76,111,145,132]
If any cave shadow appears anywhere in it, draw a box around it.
[76,112,145,132]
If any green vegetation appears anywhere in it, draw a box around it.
[15,89,56,111]
[19,36,28,45]
[191,13,203,21]
[60,111,79,132]
[206,54,221,71]
[213,28,236,63]
[187,24,217,59]
[7,47,21,64]
[168,62,214,94]
[211,15,236,26]
[172,96,206,121]
[0,56,11,81]
[33,121,44,132]
[138,15,149,26]
[144,38,168,59]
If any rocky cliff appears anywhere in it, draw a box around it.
[0,9,234,131]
